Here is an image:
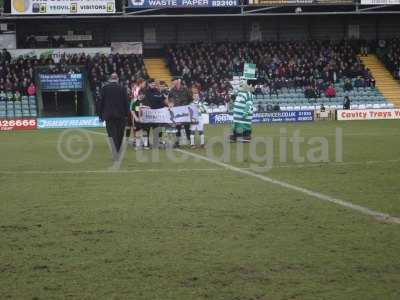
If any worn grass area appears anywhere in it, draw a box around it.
[0,120,400,300]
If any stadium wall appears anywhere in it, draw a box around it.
[14,15,399,49]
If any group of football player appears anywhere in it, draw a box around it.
[126,76,206,150]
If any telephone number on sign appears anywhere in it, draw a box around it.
[212,0,237,5]
[0,119,37,130]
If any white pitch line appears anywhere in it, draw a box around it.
[176,149,400,225]
[87,131,108,136]
[0,168,224,175]
[86,130,400,138]
[85,129,400,224]
[1,158,399,175]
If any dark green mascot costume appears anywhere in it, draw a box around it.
[230,80,254,142]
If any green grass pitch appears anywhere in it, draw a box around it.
[0,120,400,299]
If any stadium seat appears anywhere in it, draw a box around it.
[7,111,15,117]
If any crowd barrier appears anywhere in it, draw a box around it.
[37,117,105,129]
[337,108,400,121]
[209,110,314,125]
[0,118,37,131]
[2,108,400,131]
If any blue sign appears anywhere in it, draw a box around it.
[39,74,83,91]
[252,111,314,123]
[129,0,238,7]
[37,117,105,129]
[209,113,233,124]
[209,111,314,125]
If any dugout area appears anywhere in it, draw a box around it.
[35,67,96,117]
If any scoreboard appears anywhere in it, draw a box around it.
[39,74,84,91]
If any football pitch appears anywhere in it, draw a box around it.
[1,120,400,300]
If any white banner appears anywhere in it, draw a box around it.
[337,109,400,121]
[140,105,199,124]
[0,34,17,49]
[12,0,115,15]
[9,47,111,62]
[111,42,143,55]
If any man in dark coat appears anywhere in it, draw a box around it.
[168,76,193,148]
[98,73,130,160]
[142,79,168,148]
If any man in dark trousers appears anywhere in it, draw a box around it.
[143,79,168,148]
[168,76,193,148]
[98,73,130,160]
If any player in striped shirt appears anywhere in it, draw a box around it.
[190,89,206,148]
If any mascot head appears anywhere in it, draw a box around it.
[229,78,256,98]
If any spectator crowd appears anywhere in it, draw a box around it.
[166,40,377,104]
[379,38,400,80]
[0,49,37,101]
[0,49,149,104]
[87,54,148,103]
[5,37,400,107]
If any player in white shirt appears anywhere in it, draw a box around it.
[190,90,206,148]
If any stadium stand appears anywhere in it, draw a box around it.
[366,39,400,107]
[360,54,400,109]
[86,53,148,101]
[2,38,399,117]
[0,52,148,117]
[165,41,393,111]
[0,49,38,118]
[144,58,173,85]
[378,38,400,80]
[0,95,37,118]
